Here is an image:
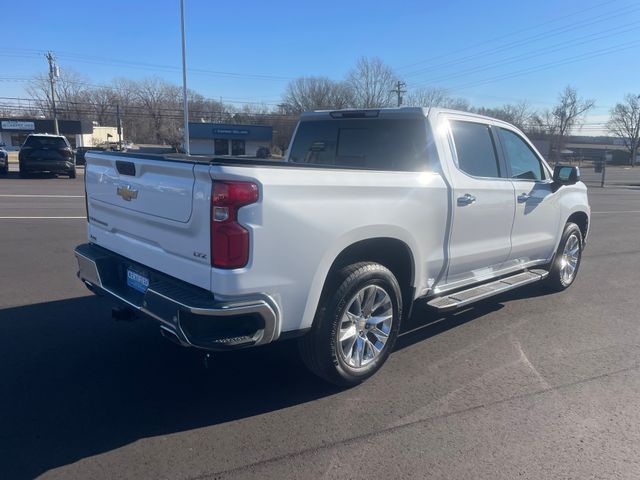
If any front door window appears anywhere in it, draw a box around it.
[498,128,546,181]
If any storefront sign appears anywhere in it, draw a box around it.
[212,128,249,136]
[1,120,35,130]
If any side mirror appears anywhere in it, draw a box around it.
[553,165,580,186]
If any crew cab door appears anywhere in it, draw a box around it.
[495,127,562,265]
[444,118,515,287]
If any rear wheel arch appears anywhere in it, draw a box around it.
[318,237,415,318]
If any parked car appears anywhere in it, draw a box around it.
[0,144,8,175]
[75,146,107,166]
[18,134,76,178]
[256,146,271,159]
[74,108,590,386]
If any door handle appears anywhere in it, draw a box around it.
[457,194,476,206]
[517,193,531,203]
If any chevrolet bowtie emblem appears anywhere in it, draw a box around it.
[116,185,139,201]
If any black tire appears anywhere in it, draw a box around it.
[298,262,403,387]
[69,169,76,179]
[545,222,583,292]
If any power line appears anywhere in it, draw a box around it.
[0,50,293,82]
[407,19,640,86]
[401,3,640,89]
[444,38,640,92]
[397,0,634,74]
[0,98,301,122]
[0,74,283,106]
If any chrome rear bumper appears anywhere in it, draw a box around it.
[74,243,280,350]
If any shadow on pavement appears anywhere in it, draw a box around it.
[0,295,343,479]
[2,171,63,180]
[0,283,552,479]
[397,282,551,350]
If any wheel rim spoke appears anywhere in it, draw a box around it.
[365,338,380,359]
[353,336,365,367]
[367,310,392,327]
[560,234,580,283]
[361,286,376,317]
[339,324,357,343]
[337,284,394,369]
[370,327,389,345]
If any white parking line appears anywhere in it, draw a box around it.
[0,195,84,198]
[0,216,85,219]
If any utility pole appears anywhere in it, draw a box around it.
[46,51,60,135]
[179,0,190,155]
[116,104,122,149]
[391,80,406,107]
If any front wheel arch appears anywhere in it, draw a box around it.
[545,222,583,291]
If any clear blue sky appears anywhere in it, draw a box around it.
[2,0,639,133]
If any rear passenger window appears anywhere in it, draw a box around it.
[450,121,500,178]
[498,128,546,181]
[288,119,429,171]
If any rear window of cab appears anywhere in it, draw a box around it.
[289,119,430,172]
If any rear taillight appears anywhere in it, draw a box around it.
[211,181,259,269]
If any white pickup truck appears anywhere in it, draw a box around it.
[75,108,590,386]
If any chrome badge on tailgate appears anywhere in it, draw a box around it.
[117,185,139,201]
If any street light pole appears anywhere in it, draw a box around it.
[635,94,640,167]
[180,0,190,155]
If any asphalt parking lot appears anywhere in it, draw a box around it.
[1,165,640,479]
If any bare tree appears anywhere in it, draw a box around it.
[545,86,595,162]
[405,87,450,108]
[441,97,471,112]
[85,86,117,126]
[130,78,181,144]
[607,93,640,166]
[188,93,227,123]
[26,68,90,121]
[505,102,534,132]
[110,78,137,141]
[474,102,533,132]
[406,87,472,112]
[281,77,354,113]
[347,57,397,108]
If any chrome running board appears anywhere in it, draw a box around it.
[427,269,548,311]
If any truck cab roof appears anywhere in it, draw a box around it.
[301,107,516,127]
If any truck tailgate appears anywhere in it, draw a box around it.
[85,153,213,290]
[87,154,195,222]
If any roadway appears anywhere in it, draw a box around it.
[1,166,640,479]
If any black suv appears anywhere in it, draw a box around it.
[0,144,8,175]
[19,134,76,178]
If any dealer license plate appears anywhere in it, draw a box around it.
[126,267,149,293]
